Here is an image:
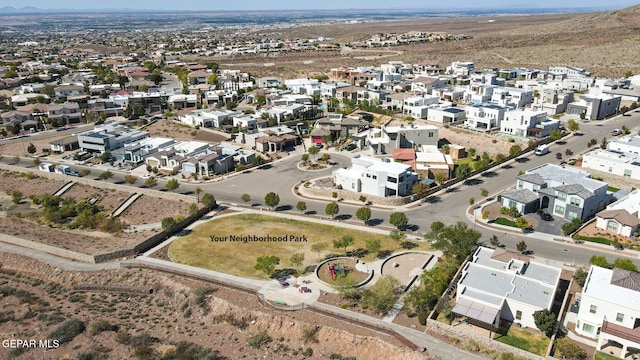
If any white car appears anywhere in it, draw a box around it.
[139,174,153,179]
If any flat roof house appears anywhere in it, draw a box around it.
[453,247,561,331]
[333,155,418,197]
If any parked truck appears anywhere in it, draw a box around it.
[38,162,54,172]
[54,165,71,175]
[534,144,550,156]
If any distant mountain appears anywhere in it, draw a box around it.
[0,6,46,13]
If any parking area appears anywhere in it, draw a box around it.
[532,211,569,236]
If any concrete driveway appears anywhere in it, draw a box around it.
[533,212,569,236]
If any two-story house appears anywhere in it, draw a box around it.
[333,155,418,198]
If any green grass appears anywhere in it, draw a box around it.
[169,214,430,279]
[574,235,611,245]
[494,217,517,228]
[607,186,620,192]
[595,351,621,360]
[494,325,549,356]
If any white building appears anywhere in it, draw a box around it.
[491,87,533,109]
[284,78,321,95]
[464,104,507,132]
[575,266,640,358]
[353,124,439,155]
[333,155,418,198]
[425,106,466,124]
[178,109,241,128]
[596,190,640,238]
[581,136,640,181]
[447,61,475,76]
[453,247,561,330]
[566,93,621,120]
[403,94,440,118]
[500,110,560,138]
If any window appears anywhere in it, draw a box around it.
[515,310,522,321]
[589,305,597,314]
[582,323,594,333]
[554,205,565,215]
[387,176,397,183]
[616,313,624,322]
[428,132,434,138]
[624,169,632,177]
[517,180,523,188]
[568,211,578,219]
[570,197,581,206]
[372,175,377,180]
[607,221,619,231]
[557,192,567,200]
[509,200,517,208]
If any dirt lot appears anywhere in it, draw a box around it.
[144,120,228,143]
[0,134,69,157]
[61,183,129,213]
[119,195,195,226]
[0,170,66,197]
[0,253,425,360]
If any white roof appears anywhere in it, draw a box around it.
[526,163,607,192]
[584,266,640,310]
[608,189,640,215]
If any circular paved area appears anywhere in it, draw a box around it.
[381,251,432,286]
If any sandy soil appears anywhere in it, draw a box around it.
[119,195,195,225]
[0,170,66,197]
[0,252,426,360]
[60,183,129,213]
[0,134,69,157]
[145,120,228,143]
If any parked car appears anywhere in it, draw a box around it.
[521,250,534,255]
[139,174,154,179]
[343,144,357,151]
[539,212,553,221]
[611,128,622,136]
[69,171,81,177]
[315,142,324,148]
[615,245,624,251]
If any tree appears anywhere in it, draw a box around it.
[516,240,527,252]
[600,137,609,150]
[556,152,563,160]
[390,230,406,248]
[296,201,307,213]
[161,217,178,232]
[124,175,137,184]
[431,222,481,260]
[567,119,580,133]
[573,268,588,287]
[468,148,476,159]
[360,276,400,312]
[195,187,202,203]
[264,192,280,209]
[356,206,371,224]
[359,195,367,203]
[241,193,251,205]
[434,172,447,188]
[201,193,216,208]
[489,235,500,248]
[515,217,530,230]
[589,255,610,269]
[469,197,475,205]
[612,258,638,271]
[389,212,408,230]
[301,153,309,162]
[308,146,319,160]
[509,144,522,157]
[165,179,180,192]
[455,163,472,179]
[533,309,557,337]
[80,169,91,177]
[99,152,112,163]
[333,235,354,255]
[365,238,381,258]
[412,182,430,198]
[325,202,339,219]
[311,242,327,260]
[480,188,489,197]
[99,171,113,180]
[26,142,36,155]
[255,255,280,276]
[144,178,158,188]
[554,337,586,360]
[561,218,582,236]
[549,129,562,141]
[290,253,305,271]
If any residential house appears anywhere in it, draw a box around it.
[566,93,621,120]
[49,135,79,153]
[114,137,176,164]
[167,94,197,110]
[336,85,366,103]
[333,155,418,197]
[352,124,438,155]
[411,76,447,93]
[581,149,640,181]
[414,145,454,179]
[87,98,124,117]
[464,104,506,132]
[595,190,640,238]
[54,84,85,101]
[10,94,50,107]
[127,93,163,115]
[425,106,466,125]
[284,78,320,95]
[453,247,561,331]
[499,163,610,220]
[258,77,282,88]
[537,89,575,115]
[187,70,210,85]
[464,84,497,104]
[402,94,440,119]
[446,61,475,76]
[77,124,149,153]
[384,92,416,111]
[48,102,82,124]
[204,89,238,107]
[232,114,258,130]
[575,265,640,358]
[237,126,299,153]
[145,141,209,173]
[432,87,466,103]
[500,110,560,138]
[178,109,240,128]
[491,87,533,109]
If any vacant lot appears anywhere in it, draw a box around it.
[61,183,129,213]
[119,195,195,225]
[144,120,228,143]
[169,214,429,278]
[0,170,66,197]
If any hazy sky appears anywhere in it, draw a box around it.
[1,0,637,11]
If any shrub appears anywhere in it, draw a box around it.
[89,319,117,336]
[130,332,158,347]
[48,318,85,344]
[247,329,272,349]
[418,311,428,325]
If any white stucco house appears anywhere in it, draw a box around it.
[575,265,640,358]
[500,110,560,139]
[595,190,640,238]
[333,155,418,198]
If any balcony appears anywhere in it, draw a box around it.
[602,320,640,344]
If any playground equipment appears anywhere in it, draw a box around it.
[328,263,347,279]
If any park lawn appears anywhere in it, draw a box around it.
[595,351,621,360]
[494,325,549,356]
[169,213,430,279]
